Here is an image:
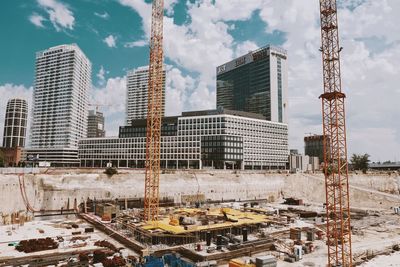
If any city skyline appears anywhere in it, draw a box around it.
[0,0,399,162]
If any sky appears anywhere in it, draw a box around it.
[0,0,399,162]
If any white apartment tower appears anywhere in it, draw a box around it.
[28,44,91,166]
[126,66,165,125]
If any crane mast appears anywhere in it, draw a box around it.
[144,0,164,222]
[319,0,353,266]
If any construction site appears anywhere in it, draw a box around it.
[1,170,400,266]
[1,0,399,266]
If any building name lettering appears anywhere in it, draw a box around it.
[217,65,226,74]
[252,50,268,61]
[235,57,246,67]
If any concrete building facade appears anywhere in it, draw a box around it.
[2,98,28,148]
[79,109,288,170]
[289,152,319,173]
[0,147,23,167]
[216,45,288,123]
[26,44,91,167]
[126,66,165,125]
[87,110,105,138]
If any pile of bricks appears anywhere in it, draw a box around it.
[101,256,126,267]
[16,238,58,253]
[94,240,119,252]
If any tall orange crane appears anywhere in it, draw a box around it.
[143,0,164,222]
[318,0,353,266]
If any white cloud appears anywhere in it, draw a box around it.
[29,13,46,28]
[349,127,399,163]
[165,65,195,116]
[94,11,109,19]
[0,84,33,144]
[165,0,179,16]
[96,66,109,86]
[255,0,322,157]
[103,35,117,48]
[187,81,216,111]
[235,41,259,58]
[257,0,400,161]
[37,0,75,31]
[124,40,147,48]
[92,77,127,136]
[119,0,260,111]
[119,0,151,24]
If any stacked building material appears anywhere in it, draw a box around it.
[284,198,304,206]
[229,258,255,267]
[255,256,277,267]
[290,228,301,241]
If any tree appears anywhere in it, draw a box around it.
[350,153,370,173]
[104,167,118,177]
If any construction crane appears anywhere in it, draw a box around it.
[318,0,353,266]
[143,0,164,222]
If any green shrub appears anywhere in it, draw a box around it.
[104,167,118,176]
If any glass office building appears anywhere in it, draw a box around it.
[216,45,288,123]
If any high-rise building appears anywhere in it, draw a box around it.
[1,98,28,166]
[26,44,91,167]
[126,66,165,125]
[304,135,328,163]
[87,110,105,138]
[216,45,288,123]
[2,98,28,148]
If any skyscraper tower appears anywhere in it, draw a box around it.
[87,110,105,138]
[27,44,91,166]
[2,98,28,148]
[216,45,288,123]
[126,66,165,125]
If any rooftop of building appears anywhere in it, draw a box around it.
[127,65,167,76]
[122,116,179,128]
[182,108,266,120]
[88,110,104,116]
[7,98,28,103]
[35,44,91,65]
[304,135,324,141]
[216,44,287,70]
[369,162,400,168]
[121,108,286,129]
